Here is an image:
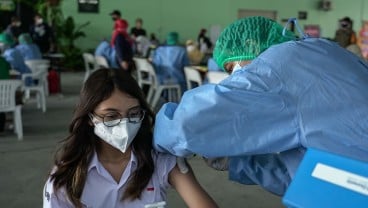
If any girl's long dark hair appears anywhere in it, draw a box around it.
[50,68,155,207]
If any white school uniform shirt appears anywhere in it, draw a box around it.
[43,151,176,208]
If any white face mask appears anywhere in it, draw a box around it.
[36,18,43,25]
[92,117,141,153]
[187,45,196,52]
[232,62,242,74]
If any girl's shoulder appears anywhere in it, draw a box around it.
[150,151,177,188]
[151,151,177,170]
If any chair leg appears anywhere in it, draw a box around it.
[44,79,49,97]
[40,90,46,113]
[151,87,163,110]
[168,89,173,102]
[24,89,31,100]
[176,87,182,102]
[14,107,23,140]
[146,88,155,106]
[36,92,41,109]
[84,71,90,82]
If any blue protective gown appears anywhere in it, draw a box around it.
[152,45,190,92]
[15,43,42,60]
[94,41,119,68]
[3,48,31,75]
[207,57,222,71]
[153,38,368,195]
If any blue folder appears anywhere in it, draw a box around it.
[283,148,368,208]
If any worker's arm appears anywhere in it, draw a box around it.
[153,65,300,158]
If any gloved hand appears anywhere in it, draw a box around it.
[177,157,189,174]
[203,157,229,171]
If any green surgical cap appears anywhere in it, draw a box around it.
[167,32,179,45]
[0,33,15,46]
[19,33,33,44]
[213,16,295,68]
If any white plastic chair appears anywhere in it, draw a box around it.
[0,80,23,140]
[95,55,109,68]
[134,57,154,98]
[206,71,229,84]
[184,67,202,90]
[25,59,50,96]
[83,53,98,82]
[22,70,47,113]
[133,58,181,110]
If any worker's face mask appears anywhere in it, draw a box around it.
[91,116,141,153]
[232,61,243,74]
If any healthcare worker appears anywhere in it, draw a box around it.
[16,33,42,61]
[153,16,368,195]
[0,33,32,77]
[152,32,189,92]
[95,40,119,68]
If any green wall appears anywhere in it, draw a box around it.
[62,0,368,50]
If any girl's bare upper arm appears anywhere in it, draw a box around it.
[169,162,218,208]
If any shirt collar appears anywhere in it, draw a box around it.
[88,150,138,172]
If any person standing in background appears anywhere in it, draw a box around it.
[29,13,55,54]
[110,10,129,32]
[197,28,212,53]
[130,18,147,38]
[110,11,134,72]
[5,16,23,42]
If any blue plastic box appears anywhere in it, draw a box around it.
[283,148,368,208]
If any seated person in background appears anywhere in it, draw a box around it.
[0,33,32,83]
[0,56,11,134]
[135,35,152,57]
[197,28,212,54]
[15,33,42,60]
[95,40,119,68]
[5,16,23,42]
[130,18,147,38]
[0,56,10,79]
[334,17,363,58]
[186,39,204,65]
[207,57,222,71]
[149,33,160,48]
[152,32,189,92]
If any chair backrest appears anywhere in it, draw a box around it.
[134,57,159,87]
[83,53,97,72]
[25,59,50,73]
[95,55,109,68]
[206,71,229,84]
[0,80,22,111]
[184,67,202,90]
